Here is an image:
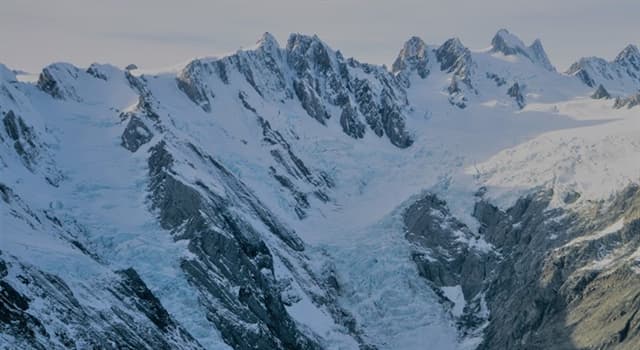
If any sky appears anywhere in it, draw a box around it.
[1,0,638,73]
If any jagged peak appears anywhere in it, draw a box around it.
[286,33,328,52]
[442,37,466,51]
[437,37,469,58]
[436,37,471,73]
[285,33,337,74]
[527,39,555,71]
[401,36,428,56]
[615,44,640,63]
[491,29,527,52]
[490,29,555,71]
[392,36,430,76]
[256,32,280,54]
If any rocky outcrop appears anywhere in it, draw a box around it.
[392,36,431,83]
[402,185,640,350]
[591,84,611,99]
[403,193,497,337]
[614,93,640,109]
[475,186,640,349]
[2,110,39,170]
[293,79,331,125]
[436,38,475,108]
[507,82,526,109]
[37,63,81,100]
[177,59,214,112]
[286,34,413,148]
[120,115,154,152]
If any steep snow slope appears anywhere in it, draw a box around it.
[1,29,639,350]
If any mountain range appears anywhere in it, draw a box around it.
[1,29,640,350]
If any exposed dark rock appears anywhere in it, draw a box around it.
[475,187,640,350]
[0,270,47,347]
[392,36,430,82]
[3,110,20,141]
[404,193,496,335]
[271,168,310,219]
[615,44,640,69]
[591,84,611,99]
[563,190,581,204]
[37,68,64,99]
[379,92,413,148]
[402,185,640,350]
[177,59,213,112]
[86,64,108,81]
[2,110,39,169]
[339,104,366,139]
[436,38,476,108]
[293,79,330,124]
[486,73,506,87]
[614,93,640,109]
[0,254,201,349]
[120,115,153,152]
[507,82,526,109]
[147,141,324,349]
[436,38,471,74]
[36,64,81,100]
[113,268,176,332]
[568,62,597,87]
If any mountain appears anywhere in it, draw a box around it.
[490,29,556,71]
[1,30,639,350]
[567,44,640,95]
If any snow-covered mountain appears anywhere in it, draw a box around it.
[1,30,639,350]
[567,43,640,96]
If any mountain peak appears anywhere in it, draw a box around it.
[615,44,640,63]
[490,29,554,71]
[491,29,527,52]
[286,33,326,51]
[392,36,430,78]
[256,32,280,53]
[403,36,428,54]
[435,37,470,73]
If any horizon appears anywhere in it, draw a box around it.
[1,0,638,73]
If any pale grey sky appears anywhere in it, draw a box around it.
[1,0,638,73]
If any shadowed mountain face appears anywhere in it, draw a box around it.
[1,30,639,350]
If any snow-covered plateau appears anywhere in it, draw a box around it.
[1,29,639,350]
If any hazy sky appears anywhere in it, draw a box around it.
[1,0,638,73]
